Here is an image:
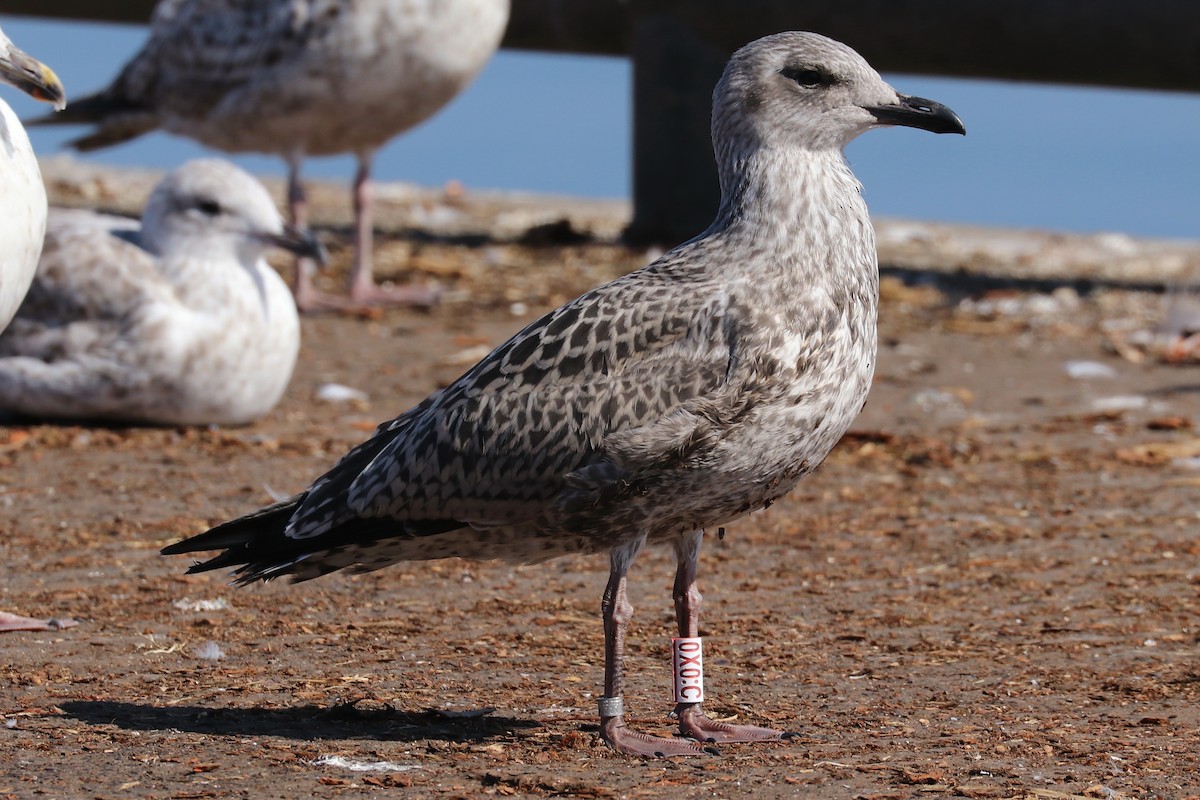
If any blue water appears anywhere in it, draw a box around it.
[5,17,1199,239]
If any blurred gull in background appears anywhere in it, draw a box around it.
[0,159,319,426]
[29,0,511,312]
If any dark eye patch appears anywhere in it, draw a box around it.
[780,65,835,88]
[196,199,222,216]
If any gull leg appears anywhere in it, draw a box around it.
[346,152,440,308]
[0,611,77,633]
[672,530,792,744]
[285,154,333,313]
[599,535,712,757]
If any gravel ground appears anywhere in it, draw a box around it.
[2,171,1199,799]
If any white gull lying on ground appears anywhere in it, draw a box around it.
[0,159,321,426]
[30,0,510,312]
[0,24,65,334]
[163,32,964,756]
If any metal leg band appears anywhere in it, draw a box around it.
[597,696,624,718]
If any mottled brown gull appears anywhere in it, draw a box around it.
[29,0,510,312]
[0,24,66,335]
[163,33,964,755]
[0,159,322,426]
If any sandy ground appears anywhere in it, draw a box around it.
[2,175,1200,799]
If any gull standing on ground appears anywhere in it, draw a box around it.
[0,24,65,334]
[163,33,965,755]
[0,159,322,426]
[29,0,510,312]
[0,23,68,635]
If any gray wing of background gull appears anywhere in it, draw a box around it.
[2,208,153,342]
[33,0,510,159]
[0,209,171,393]
[40,0,333,151]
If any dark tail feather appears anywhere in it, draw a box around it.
[161,494,305,577]
[163,493,470,585]
[26,90,135,126]
[25,91,156,151]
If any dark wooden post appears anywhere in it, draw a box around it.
[624,11,727,244]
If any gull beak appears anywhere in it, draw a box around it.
[261,225,328,265]
[865,94,965,135]
[0,44,66,111]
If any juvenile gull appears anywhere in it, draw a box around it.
[0,159,322,426]
[0,24,66,334]
[30,0,510,312]
[163,33,964,755]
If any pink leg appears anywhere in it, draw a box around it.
[286,155,324,312]
[0,611,77,633]
[599,536,713,757]
[672,531,793,744]
[284,156,355,313]
[346,153,441,308]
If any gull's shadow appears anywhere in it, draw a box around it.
[879,264,1171,299]
[59,700,543,742]
[1146,383,1200,397]
[343,216,597,249]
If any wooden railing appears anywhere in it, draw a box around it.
[7,0,1200,241]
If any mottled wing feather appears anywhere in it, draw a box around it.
[0,210,163,360]
[0,210,180,419]
[286,257,737,539]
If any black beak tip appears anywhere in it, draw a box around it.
[867,95,966,136]
[303,234,330,266]
[275,226,328,265]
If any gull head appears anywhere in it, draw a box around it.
[0,24,65,110]
[712,31,964,157]
[141,159,325,266]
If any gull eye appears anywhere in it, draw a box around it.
[780,66,832,88]
[196,199,222,216]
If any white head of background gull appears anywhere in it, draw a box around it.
[0,23,66,335]
[29,0,511,312]
[0,158,322,426]
[163,32,964,756]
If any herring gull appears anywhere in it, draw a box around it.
[30,0,510,312]
[0,23,66,635]
[0,23,66,334]
[163,33,965,755]
[0,159,322,426]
